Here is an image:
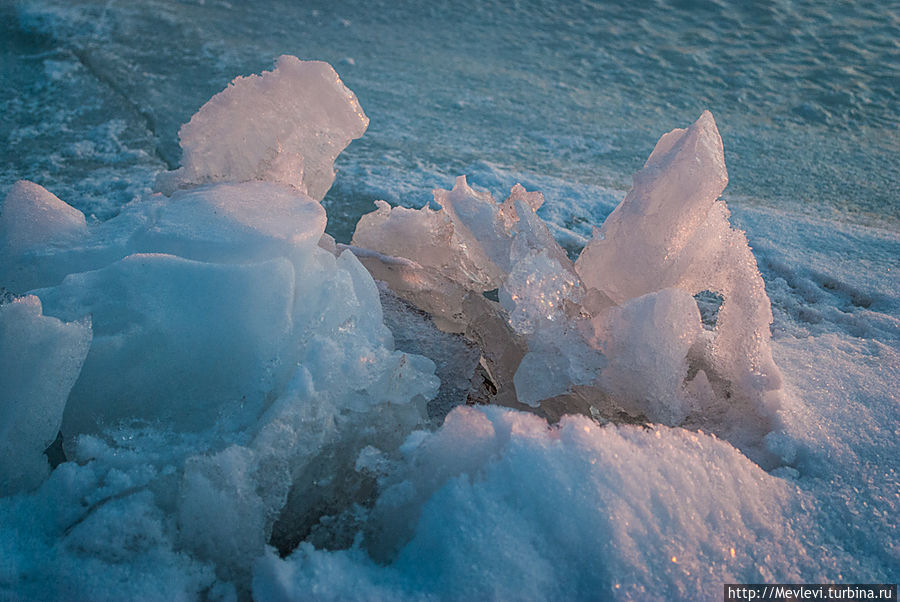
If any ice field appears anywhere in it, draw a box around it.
[1,1,898,600]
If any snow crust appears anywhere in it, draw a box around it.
[0,295,91,495]
[256,406,858,601]
[2,56,897,600]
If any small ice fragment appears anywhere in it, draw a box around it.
[592,288,702,424]
[0,180,87,254]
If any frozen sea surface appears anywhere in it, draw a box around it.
[1,1,899,601]
[2,0,899,227]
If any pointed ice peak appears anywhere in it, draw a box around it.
[156,55,369,201]
[644,110,722,169]
[631,109,727,220]
[434,176,493,210]
[0,180,87,253]
[575,111,782,430]
[500,183,545,229]
[433,176,509,275]
[576,111,731,302]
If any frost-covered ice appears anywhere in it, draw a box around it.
[1,55,898,601]
[353,111,783,466]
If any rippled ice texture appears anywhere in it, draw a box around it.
[2,0,899,229]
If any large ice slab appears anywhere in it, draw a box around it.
[0,57,436,482]
[36,253,296,435]
[131,181,327,264]
[576,111,783,440]
[0,295,91,495]
[155,55,369,200]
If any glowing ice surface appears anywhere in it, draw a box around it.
[155,55,369,200]
[353,111,783,461]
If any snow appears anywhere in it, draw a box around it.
[255,406,863,601]
[1,54,898,600]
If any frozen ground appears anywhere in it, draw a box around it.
[1,2,899,601]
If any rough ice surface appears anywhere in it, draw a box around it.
[352,111,782,455]
[0,295,91,495]
[2,53,898,601]
[255,406,863,601]
[576,112,783,428]
[155,55,369,200]
[351,177,513,331]
[1,58,440,598]
[593,288,702,425]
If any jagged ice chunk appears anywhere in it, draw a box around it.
[155,55,369,200]
[0,295,91,494]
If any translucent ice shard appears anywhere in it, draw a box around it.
[576,111,730,304]
[592,288,703,424]
[353,177,509,297]
[352,178,600,409]
[155,55,368,200]
[501,191,603,406]
[576,111,783,449]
